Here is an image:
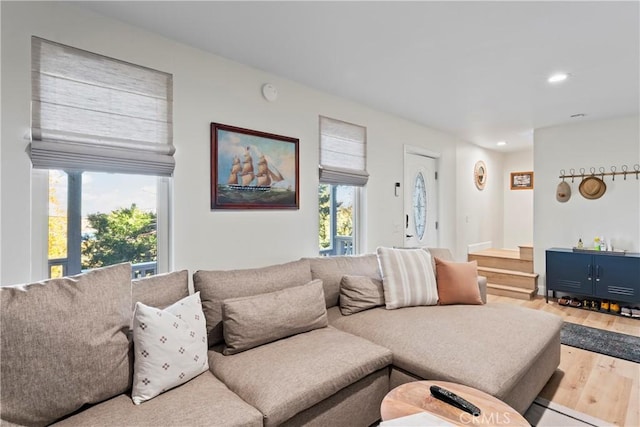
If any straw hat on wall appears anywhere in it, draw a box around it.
[579,176,606,200]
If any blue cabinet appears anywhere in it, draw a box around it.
[546,248,640,303]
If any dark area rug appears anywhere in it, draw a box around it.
[561,322,640,364]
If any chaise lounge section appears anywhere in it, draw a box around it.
[309,250,562,414]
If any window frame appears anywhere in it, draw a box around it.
[31,169,172,280]
[318,183,364,256]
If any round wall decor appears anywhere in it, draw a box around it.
[474,161,487,190]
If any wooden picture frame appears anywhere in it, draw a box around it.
[510,171,534,190]
[211,123,299,209]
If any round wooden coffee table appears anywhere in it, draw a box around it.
[381,380,529,426]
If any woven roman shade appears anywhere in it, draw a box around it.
[319,116,368,186]
[30,37,174,176]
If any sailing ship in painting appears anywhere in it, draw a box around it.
[227,147,285,191]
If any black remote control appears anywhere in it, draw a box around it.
[430,385,481,417]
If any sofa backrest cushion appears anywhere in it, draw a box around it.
[193,259,312,346]
[222,279,328,355]
[339,275,385,315]
[424,247,454,275]
[0,263,132,426]
[307,254,381,308]
[132,270,189,309]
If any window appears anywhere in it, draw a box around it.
[318,117,367,255]
[319,184,358,256]
[32,37,173,278]
[48,171,163,278]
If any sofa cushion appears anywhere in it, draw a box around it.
[194,259,312,346]
[339,275,384,315]
[307,254,381,308]
[424,247,454,276]
[209,326,392,427]
[0,263,132,426]
[328,304,563,401]
[434,258,483,305]
[376,247,438,309]
[132,270,189,309]
[132,292,208,404]
[52,371,263,427]
[222,279,327,355]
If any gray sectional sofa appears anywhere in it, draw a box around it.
[1,249,563,426]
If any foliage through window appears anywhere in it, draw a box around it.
[319,184,356,256]
[48,170,158,278]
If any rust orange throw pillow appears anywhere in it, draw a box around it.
[434,257,483,305]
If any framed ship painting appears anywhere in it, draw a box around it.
[211,123,299,209]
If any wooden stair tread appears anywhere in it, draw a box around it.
[470,249,521,260]
[477,266,538,278]
[487,283,537,294]
[486,283,537,300]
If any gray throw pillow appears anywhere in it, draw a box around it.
[221,279,328,355]
[0,263,132,426]
[193,259,312,347]
[339,275,385,315]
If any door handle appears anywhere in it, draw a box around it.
[406,234,414,238]
[587,264,592,280]
[595,265,600,282]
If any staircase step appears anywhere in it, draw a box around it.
[469,251,533,273]
[486,283,538,300]
[477,267,538,290]
[519,245,533,261]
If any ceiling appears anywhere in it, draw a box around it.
[74,1,639,152]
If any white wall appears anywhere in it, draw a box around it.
[454,144,505,260]
[534,115,640,288]
[503,149,533,249]
[1,2,504,283]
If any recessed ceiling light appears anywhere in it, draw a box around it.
[548,73,569,83]
[496,141,507,146]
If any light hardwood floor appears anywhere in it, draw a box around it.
[487,294,640,426]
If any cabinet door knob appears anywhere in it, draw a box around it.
[587,264,592,280]
[595,265,600,281]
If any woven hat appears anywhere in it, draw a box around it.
[579,176,606,200]
[556,181,571,203]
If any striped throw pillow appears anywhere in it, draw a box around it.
[377,247,438,309]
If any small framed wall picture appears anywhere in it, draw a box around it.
[510,171,534,190]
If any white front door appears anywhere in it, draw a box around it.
[404,153,438,247]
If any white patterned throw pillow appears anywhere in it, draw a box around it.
[376,247,439,309]
[132,292,208,404]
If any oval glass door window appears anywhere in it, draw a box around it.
[413,172,427,241]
